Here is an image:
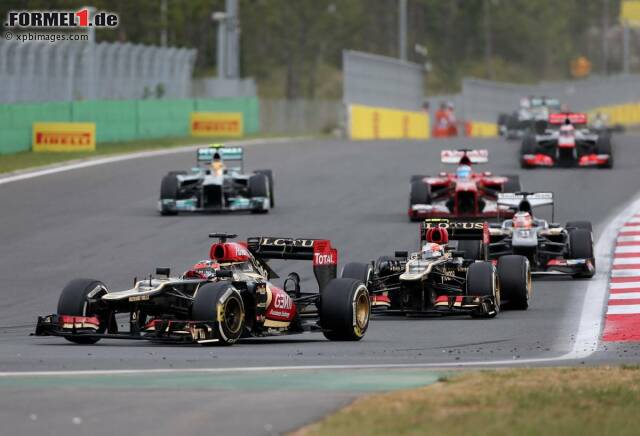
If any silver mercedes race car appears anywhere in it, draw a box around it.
[158,145,274,215]
[489,192,595,278]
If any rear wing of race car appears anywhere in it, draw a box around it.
[497,192,554,221]
[548,112,587,126]
[246,237,337,291]
[421,219,490,260]
[440,149,488,165]
[197,145,244,172]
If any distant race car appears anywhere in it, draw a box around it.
[35,234,370,345]
[489,192,595,278]
[498,96,562,140]
[342,219,531,317]
[158,144,274,215]
[520,113,613,168]
[408,149,522,221]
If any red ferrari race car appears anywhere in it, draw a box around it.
[34,234,370,345]
[520,112,613,168]
[408,149,522,222]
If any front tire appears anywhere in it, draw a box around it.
[192,282,245,345]
[568,229,595,278]
[57,278,109,344]
[321,278,370,341]
[341,262,373,285]
[502,175,521,193]
[497,255,531,310]
[248,174,269,214]
[596,136,613,168]
[159,175,179,216]
[255,169,275,207]
[409,180,431,222]
[466,262,499,318]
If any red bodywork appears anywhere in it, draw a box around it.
[409,171,515,220]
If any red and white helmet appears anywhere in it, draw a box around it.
[421,242,444,259]
[513,211,533,229]
[183,260,221,279]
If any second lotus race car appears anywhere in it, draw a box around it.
[409,149,522,221]
[342,219,532,318]
[34,234,370,345]
[520,113,613,168]
[489,192,595,278]
[158,144,274,215]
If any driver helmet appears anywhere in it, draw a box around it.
[456,165,472,179]
[513,211,534,229]
[211,151,226,176]
[183,260,221,279]
[421,242,443,259]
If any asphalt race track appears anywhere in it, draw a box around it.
[1,134,640,435]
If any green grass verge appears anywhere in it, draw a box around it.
[0,133,286,175]
[292,366,640,436]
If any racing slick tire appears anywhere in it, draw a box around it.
[466,262,499,318]
[596,136,613,168]
[192,282,245,345]
[502,175,522,193]
[321,278,370,341]
[566,221,593,232]
[520,136,537,169]
[497,255,531,310]
[57,278,109,344]
[167,170,188,176]
[341,262,373,286]
[410,174,429,183]
[409,180,431,222]
[248,174,270,214]
[255,169,275,207]
[457,240,483,260]
[159,174,179,216]
[568,229,596,278]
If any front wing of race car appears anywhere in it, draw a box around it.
[370,292,498,317]
[536,257,595,276]
[408,203,515,221]
[158,196,269,214]
[521,152,611,167]
[34,315,225,344]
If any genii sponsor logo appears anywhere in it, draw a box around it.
[265,287,296,321]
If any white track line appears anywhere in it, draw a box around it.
[610,292,640,299]
[613,258,640,265]
[0,136,311,186]
[607,305,640,315]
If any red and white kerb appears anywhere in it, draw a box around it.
[603,214,640,342]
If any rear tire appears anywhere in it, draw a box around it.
[568,229,595,278]
[566,221,592,232]
[410,174,429,183]
[341,262,373,286]
[57,279,109,344]
[321,279,370,341]
[159,175,179,216]
[409,180,431,222]
[466,262,499,318]
[248,174,269,214]
[192,282,245,345]
[596,136,613,168]
[497,255,531,310]
[255,169,274,207]
[502,175,521,193]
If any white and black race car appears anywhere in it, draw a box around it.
[489,192,595,278]
[158,145,274,215]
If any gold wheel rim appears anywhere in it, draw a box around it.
[223,297,243,334]
[355,290,370,330]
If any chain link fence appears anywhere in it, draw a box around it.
[0,40,197,103]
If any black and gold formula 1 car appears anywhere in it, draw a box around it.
[34,234,370,346]
[343,219,532,318]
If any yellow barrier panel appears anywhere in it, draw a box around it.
[621,0,640,26]
[588,102,640,126]
[349,104,429,140]
[468,122,498,137]
[190,112,243,137]
[32,122,96,152]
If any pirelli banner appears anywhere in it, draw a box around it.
[190,112,244,138]
[348,104,429,140]
[32,122,96,152]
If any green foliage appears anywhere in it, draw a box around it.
[0,0,621,96]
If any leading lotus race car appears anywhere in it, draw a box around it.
[409,149,522,221]
[520,113,613,168]
[34,234,370,345]
[342,219,532,318]
[158,144,274,215]
[489,192,595,278]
